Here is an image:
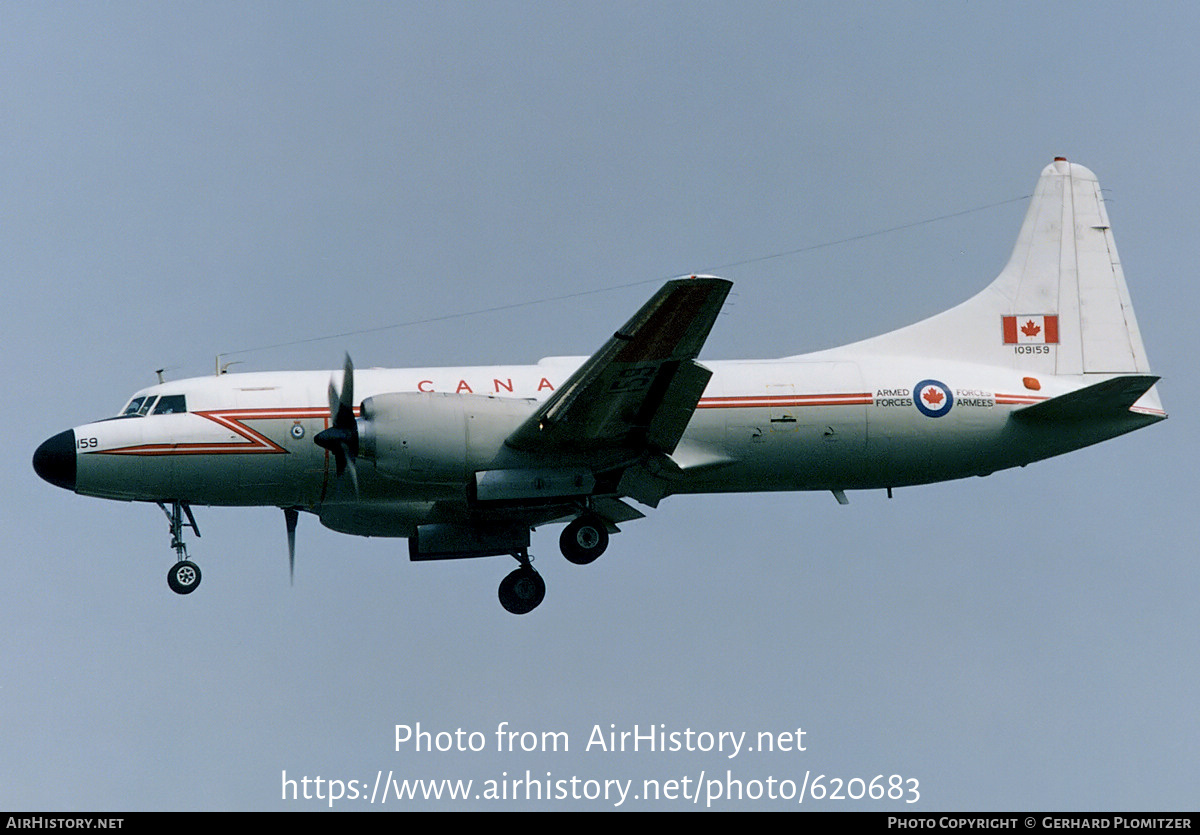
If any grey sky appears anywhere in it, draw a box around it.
[4,2,1197,810]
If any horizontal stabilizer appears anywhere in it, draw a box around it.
[1013,375,1159,422]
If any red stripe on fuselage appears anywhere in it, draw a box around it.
[994,394,1049,405]
[97,408,335,456]
[697,393,873,409]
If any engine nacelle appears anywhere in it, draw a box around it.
[358,392,538,483]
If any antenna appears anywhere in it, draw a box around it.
[215,355,243,376]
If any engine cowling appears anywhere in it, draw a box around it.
[357,392,538,483]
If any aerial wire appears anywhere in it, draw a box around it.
[218,193,1029,361]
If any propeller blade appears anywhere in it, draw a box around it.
[327,379,339,422]
[338,353,354,420]
[284,507,298,585]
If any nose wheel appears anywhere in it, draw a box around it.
[158,501,202,595]
[167,560,202,594]
[498,550,545,614]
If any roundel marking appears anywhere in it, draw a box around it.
[290,422,306,439]
[913,379,953,418]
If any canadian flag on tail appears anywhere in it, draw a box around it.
[1002,315,1059,345]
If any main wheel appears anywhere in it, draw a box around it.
[560,515,609,565]
[167,560,202,595]
[498,566,545,614]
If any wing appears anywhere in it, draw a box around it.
[505,276,732,459]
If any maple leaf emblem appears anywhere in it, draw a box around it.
[1021,319,1041,337]
[922,387,945,405]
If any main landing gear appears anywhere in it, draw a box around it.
[498,550,545,615]
[496,514,612,614]
[559,514,609,565]
[158,501,202,595]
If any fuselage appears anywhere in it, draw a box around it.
[37,351,1163,534]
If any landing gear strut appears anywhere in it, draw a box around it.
[158,501,202,595]
[497,550,545,615]
[560,514,609,565]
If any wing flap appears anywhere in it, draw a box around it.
[643,359,713,454]
[589,496,646,524]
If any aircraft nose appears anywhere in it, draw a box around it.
[33,429,77,491]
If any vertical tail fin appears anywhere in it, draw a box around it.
[842,158,1154,377]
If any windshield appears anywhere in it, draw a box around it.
[118,394,187,417]
[120,396,156,417]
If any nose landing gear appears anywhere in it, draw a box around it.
[158,501,202,595]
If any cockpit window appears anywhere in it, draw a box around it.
[119,395,160,417]
[153,395,187,415]
[121,396,148,416]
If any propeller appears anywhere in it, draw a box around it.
[314,354,359,494]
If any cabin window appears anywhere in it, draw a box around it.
[153,395,187,415]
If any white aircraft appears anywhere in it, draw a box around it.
[33,159,1165,613]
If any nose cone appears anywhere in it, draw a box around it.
[33,429,76,491]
